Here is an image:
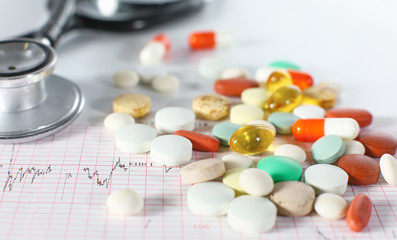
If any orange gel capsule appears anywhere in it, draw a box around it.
[188,31,233,50]
[346,193,372,232]
[287,70,314,90]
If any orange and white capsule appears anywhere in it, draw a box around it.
[188,31,233,50]
[292,118,360,142]
[139,34,171,65]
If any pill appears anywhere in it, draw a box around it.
[268,60,301,70]
[292,118,360,142]
[256,156,302,183]
[230,104,264,125]
[229,124,274,155]
[302,85,338,110]
[115,124,157,153]
[199,57,227,80]
[304,164,348,195]
[293,104,326,119]
[104,112,135,132]
[247,120,276,135]
[174,130,220,152]
[263,85,302,113]
[220,67,250,79]
[181,158,226,185]
[113,93,151,118]
[214,78,259,97]
[338,154,380,185]
[188,31,233,50]
[139,33,171,65]
[357,130,397,157]
[150,135,192,166]
[227,195,277,233]
[262,69,293,93]
[212,122,242,146]
[314,193,348,220]
[113,70,140,88]
[222,168,247,196]
[241,87,268,107]
[187,182,235,216]
[107,189,143,216]
[268,112,299,135]
[239,168,274,196]
[151,74,180,93]
[380,154,397,185]
[346,193,372,232]
[287,69,314,90]
[274,144,306,164]
[343,139,365,155]
[222,153,252,170]
[192,94,230,121]
[311,135,345,164]
[155,106,195,134]
[325,108,373,127]
[317,80,343,94]
[269,181,315,216]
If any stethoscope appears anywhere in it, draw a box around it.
[0,0,204,144]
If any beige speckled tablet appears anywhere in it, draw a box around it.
[113,93,151,118]
[181,158,226,185]
[192,94,230,120]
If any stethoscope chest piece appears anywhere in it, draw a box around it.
[0,39,84,143]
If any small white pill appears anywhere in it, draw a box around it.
[304,164,349,195]
[115,124,157,153]
[343,139,365,155]
[107,189,143,216]
[155,107,195,134]
[274,144,306,164]
[247,120,276,136]
[230,104,264,125]
[199,57,227,80]
[227,195,277,233]
[255,67,284,83]
[150,135,192,166]
[139,42,166,66]
[113,70,140,88]
[241,87,268,108]
[220,67,250,79]
[104,112,135,132]
[293,105,326,119]
[239,168,274,196]
[314,193,348,220]
[222,153,252,170]
[151,74,180,93]
[380,154,397,185]
[187,182,235,216]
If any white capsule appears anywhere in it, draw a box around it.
[324,118,360,140]
[380,154,397,185]
[139,42,166,66]
[293,105,326,119]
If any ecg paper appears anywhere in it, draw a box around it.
[0,123,396,240]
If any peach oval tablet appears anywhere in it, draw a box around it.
[181,158,226,185]
[357,131,397,157]
[325,108,373,127]
[214,78,259,97]
[346,193,372,232]
[338,154,380,185]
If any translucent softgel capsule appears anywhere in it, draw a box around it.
[264,70,293,93]
[263,85,302,113]
[229,124,274,155]
[302,86,338,110]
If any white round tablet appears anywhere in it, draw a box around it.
[187,182,235,216]
[150,135,192,166]
[380,153,397,185]
[314,193,348,220]
[247,120,276,136]
[343,139,365,155]
[222,153,252,170]
[115,124,157,153]
[155,107,195,134]
[227,195,277,233]
[239,168,274,196]
[304,164,349,195]
[230,104,264,125]
[113,70,140,88]
[151,74,180,93]
[274,144,306,164]
[293,105,326,119]
[199,57,227,80]
[104,112,135,132]
[220,67,250,79]
[107,189,143,216]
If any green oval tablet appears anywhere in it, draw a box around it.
[212,122,242,146]
[268,112,300,135]
[256,156,302,183]
[310,135,345,164]
[268,61,301,70]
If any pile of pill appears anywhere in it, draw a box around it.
[104,32,397,234]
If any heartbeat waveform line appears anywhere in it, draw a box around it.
[61,172,73,200]
[83,158,128,188]
[3,165,52,192]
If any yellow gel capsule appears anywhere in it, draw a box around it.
[229,125,274,155]
[263,70,293,93]
[302,86,338,110]
[263,85,302,113]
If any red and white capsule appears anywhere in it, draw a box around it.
[292,118,360,142]
[188,31,233,50]
[139,34,171,65]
